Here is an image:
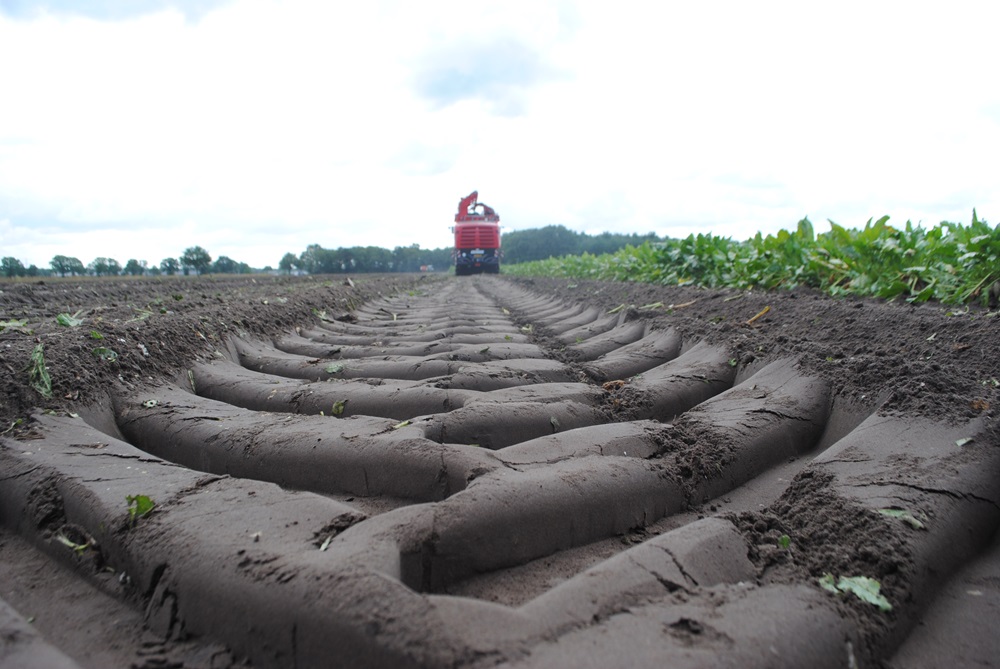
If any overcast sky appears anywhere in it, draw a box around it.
[2,1,998,270]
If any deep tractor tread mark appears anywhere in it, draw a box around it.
[2,275,997,668]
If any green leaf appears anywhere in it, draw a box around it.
[878,508,925,530]
[126,494,155,525]
[89,330,104,339]
[28,344,52,398]
[0,318,29,332]
[331,400,347,416]
[818,573,838,593]
[392,420,411,429]
[142,399,159,408]
[778,534,791,548]
[324,362,344,374]
[955,437,973,447]
[836,576,892,612]
[56,311,84,327]
[819,573,892,611]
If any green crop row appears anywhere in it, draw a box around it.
[504,211,1000,305]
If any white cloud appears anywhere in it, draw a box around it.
[1,0,999,270]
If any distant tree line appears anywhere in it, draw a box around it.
[278,244,453,274]
[0,246,252,279]
[501,226,662,263]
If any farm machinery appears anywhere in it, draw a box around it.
[452,191,501,275]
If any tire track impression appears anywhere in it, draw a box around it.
[1,275,997,668]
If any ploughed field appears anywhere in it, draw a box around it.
[1,273,998,668]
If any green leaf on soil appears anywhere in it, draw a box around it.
[392,420,411,429]
[126,494,155,525]
[89,330,104,339]
[56,310,84,327]
[93,347,118,362]
[319,536,332,551]
[607,304,628,314]
[520,324,533,333]
[504,335,513,341]
[955,437,974,447]
[142,399,158,408]
[325,362,344,374]
[818,573,839,594]
[479,347,490,354]
[878,508,926,530]
[778,534,791,548]
[818,573,892,611]
[332,400,347,416]
[28,344,53,398]
[836,576,892,611]
[0,318,29,332]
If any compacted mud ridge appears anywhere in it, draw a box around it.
[1,274,998,668]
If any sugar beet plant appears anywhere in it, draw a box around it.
[504,212,1000,305]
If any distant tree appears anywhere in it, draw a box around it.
[181,246,212,275]
[88,257,121,276]
[67,257,86,276]
[279,252,297,274]
[123,259,147,276]
[148,265,162,276]
[26,264,39,277]
[160,257,180,275]
[1,257,25,278]
[212,256,236,273]
[298,244,321,274]
[51,255,73,277]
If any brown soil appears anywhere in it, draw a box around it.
[0,273,997,668]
